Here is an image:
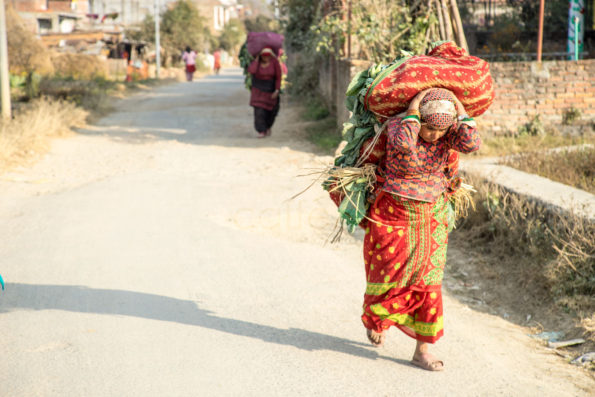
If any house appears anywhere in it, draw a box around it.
[11,0,90,35]
[195,0,242,33]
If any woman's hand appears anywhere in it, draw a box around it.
[408,89,432,111]
[271,90,279,100]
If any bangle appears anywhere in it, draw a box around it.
[407,109,420,117]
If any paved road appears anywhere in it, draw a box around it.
[0,69,592,396]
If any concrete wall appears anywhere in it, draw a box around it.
[319,57,595,134]
[318,58,371,127]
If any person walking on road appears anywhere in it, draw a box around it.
[247,47,282,138]
[362,88,481,371]
[182,46,197,82]
[213,49,222,75]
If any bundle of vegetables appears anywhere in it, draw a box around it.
[326,41,493,234]
[238,43,254,90]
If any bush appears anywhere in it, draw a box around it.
[5,6,54,76]
[456,173,595,323]
[303,97,330,121]
[38,77,115,114]
[517,114,545,137]
[51,53,108,80]
[562,107,582,125]
[0,98,87,171]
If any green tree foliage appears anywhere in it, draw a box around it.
[218,19,246,52]
[161,0,211,53]
[280,0,436,63]
[278,0,321,51]
[512,0,569,41]
[313,0,435,63]
[126,0,212,65]
[126,14,155,44]
[460,0,571,53]
[244,15,280,33]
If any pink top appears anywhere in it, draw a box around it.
[182,51,196,66]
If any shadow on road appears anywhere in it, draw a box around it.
[1,283,411,367]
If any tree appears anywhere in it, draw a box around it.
[161,0,210,53]
[244,15,280,33]
[311,0,436,63]
[126,0,212,66]
[218,19,246,52]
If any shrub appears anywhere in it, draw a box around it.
[51,53,108,80]
[0,98,87,171]
[517,114,545,137]
[562,107,582,125]
[456,173,595,323]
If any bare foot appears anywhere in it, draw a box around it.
[366,329,385,347]
[411,352,444,371]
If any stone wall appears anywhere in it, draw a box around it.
[319,57,595,134]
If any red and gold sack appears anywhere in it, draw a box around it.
[364,42,494,118]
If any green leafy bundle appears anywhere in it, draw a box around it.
[238,43,254,90]
[327,52,412,233]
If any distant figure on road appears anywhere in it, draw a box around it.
[213,49,222,75]
[182,46,197,82]
[278,48,288,91]
[247,47,282,138]
[362,88,481,371]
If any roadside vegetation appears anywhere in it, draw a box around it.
[453,172,595,353]
[301,97,340,153]
[502,147,595,194]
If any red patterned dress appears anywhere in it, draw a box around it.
[361,117,480,343]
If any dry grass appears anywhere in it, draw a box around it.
[51,53,108,81]
[475,132,594,157]
[453,172,595,343]
[0,98,87,172]
[501,147,595,194]
[39,78,114,115]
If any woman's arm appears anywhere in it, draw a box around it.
[446,95,481,153]
[247,58,260,74]
[445,123,481,153]
[271,59,282,99]
[387,89,431,152]
[387,117,421,153]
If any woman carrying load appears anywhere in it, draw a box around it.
[362,88,480,371]
[247,47,282,138]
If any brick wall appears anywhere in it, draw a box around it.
[479,60,595,134]
[318,57,594,134]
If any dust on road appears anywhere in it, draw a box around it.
[0,69,592,396]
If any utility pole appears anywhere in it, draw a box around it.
[154,0,160,78]
[536,0,545,62]
[0,0,11,119]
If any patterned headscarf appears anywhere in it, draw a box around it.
[419,88,457,129]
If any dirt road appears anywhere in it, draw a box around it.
[0,69,592,396]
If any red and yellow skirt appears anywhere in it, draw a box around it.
[361,191,450,343]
